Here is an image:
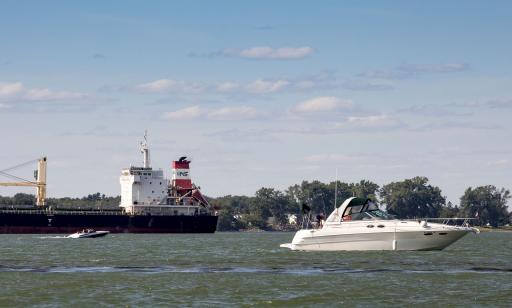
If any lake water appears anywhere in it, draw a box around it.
[0,232,511,307]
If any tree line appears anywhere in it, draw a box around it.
[0,192,120,209]
[1,177,510,230]
[210,176,510,231]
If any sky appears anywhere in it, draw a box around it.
[0,1,511,205]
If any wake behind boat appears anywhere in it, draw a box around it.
[67,229,110,238]
[281,197,479,251]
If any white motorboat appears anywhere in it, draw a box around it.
[67,229,110,238]
[281,197,479,251]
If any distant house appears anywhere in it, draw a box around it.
[287,214,298,225]
[266,216,276,226]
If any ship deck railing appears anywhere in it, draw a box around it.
[0,208,124,215]
[0,206,214,216]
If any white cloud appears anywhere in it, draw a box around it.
[164,105,260,121]
[135,79,204,94]
[333,114,405,131]
[208,106,259,119]
[224,46,314,60]
[346,115,402,128]
[163,106,204,120]
[216,82,239,93]
[245,79,289,94]
[136,79,176,92]
[0,82,24,98]
[0,81,86,104]
[293,96,353,113]
[24,88,86,101]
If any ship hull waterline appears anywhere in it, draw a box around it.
[0,212,218,234]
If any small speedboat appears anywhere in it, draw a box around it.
[281,197,479,251]
[67,229,110,238]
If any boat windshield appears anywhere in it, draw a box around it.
[342,200,395,221]
[364,210,395,220]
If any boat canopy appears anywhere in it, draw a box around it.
[325,197,378,223]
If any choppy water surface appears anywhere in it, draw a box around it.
[0,232,511,307]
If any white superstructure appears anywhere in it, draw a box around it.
[281,197,479,251]
[119,166,169,214]
[119,133,211,216]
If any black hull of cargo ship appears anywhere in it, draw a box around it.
[0,210,218,234]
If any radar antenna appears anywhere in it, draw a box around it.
[140,130,150,168]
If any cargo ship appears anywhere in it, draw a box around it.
[0,134,218,233]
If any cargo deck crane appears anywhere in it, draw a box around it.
[0,157,47,207]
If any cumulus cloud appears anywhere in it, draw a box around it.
[163,106,205,120]
[0,81,86,102]
[216,82,239,93]
[245,79,289,94]
[223,46,314,60]
[163,105,260,121]
[24,88,86,101]
[136,79,176,92]
[135,79,204,94]
[0,82,24,98]
[293,96,353,113]
[334,114,406,131]
[136,72,393,98]
[208,106,259,119]
[347,115,403,127]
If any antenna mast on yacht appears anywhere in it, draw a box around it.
[334,168,338,210]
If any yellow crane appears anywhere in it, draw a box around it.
[0,157,47,207]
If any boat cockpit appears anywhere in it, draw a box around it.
[326,197,395,223]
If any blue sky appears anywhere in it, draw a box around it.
[1,1,511,205]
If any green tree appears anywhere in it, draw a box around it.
[459,186,510,227]
[286,180,335,215]
[349,180,380,204]
[253,187,293,227]
[211,195,252,231]
[12,193,36,205]
[380,177,445,218]
[439,201,459,218]
[287,180,379,214]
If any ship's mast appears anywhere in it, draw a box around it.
[140,130,150,168]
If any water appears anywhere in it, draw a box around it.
[0,232,511,307]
